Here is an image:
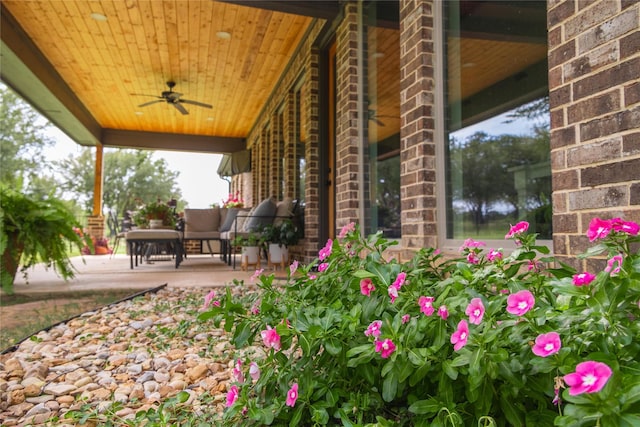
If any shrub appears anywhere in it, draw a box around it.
[200,218,640,426]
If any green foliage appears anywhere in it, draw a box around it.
[261,219,301,247]
[132,200,177,228]
[202,220,640,426]
[0,83,56,192]
[54,147,184,217]
[0,186,87,294]
[232,232,261,247]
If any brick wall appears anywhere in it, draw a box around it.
[399,0,437,256]
[548,0,640,269]
[240,20,325,263]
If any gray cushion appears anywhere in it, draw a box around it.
[243,197,277,231]
[184,208,220,232]
[273,197,294,226]
[219,208,240,232]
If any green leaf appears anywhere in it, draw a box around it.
[232,320,252,347]
[353,270,376,278]
[289,405,303,427]
[500,392,524,427]
[382,374,398,402]
[325,338,342,355]
[299,333,311,356]
[408,398,441,415]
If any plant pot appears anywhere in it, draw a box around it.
[268,243,289,270]
[149,219,164,229]
[241,246,261,271]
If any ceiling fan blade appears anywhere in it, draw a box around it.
[180,99,213,109]
[138,100,164,108]
[172,102,189,115]
[131,93,162,98]
[373,118,385,126]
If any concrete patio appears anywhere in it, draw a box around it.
[10,253,268,295]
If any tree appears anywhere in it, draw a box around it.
[0,84,56,192]
[449,127,550,231]
[55,147,184,217]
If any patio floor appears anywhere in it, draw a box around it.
[10,253,266,295]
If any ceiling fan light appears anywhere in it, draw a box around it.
[216,31,231,40]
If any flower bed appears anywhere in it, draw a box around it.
[200,218,640,426]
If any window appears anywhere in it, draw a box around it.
[443,1,551,241]
[364,2,401,238]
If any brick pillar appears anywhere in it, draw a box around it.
[548,0,640,270]
[399,0,437,254]
[86,215,105,243]
[334,2,363,230]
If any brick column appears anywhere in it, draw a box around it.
[548,0,640,270]
[334,2,363,230]
[399,0,437,253]
[86,215,105,244]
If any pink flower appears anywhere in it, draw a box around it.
[527,259,544,272]
[233,359,244,383]
[251,268,264,282]
[531,332,562,357]
[393,272,407,288]
[604,254,623,275]
[338,222,356,238]
[467,252,480,265]
[586,217,612,241]
[360,278,375,296]
[506,290,535,316]
[450,319,469,351]
[505,221,529,239]
[572,272,596,286]
[465,298,485,325]
[260,325,281,351]
[202,290,217,310]
[611,218,640,235]
[365,320,382,338]
[418,296,435,316]
[289,260,299,275]
[286,383,299,407]
[487,249,503,262]
[388,285,399,303]
[564,361,612,395]
[459,238,486,252]
[251,300,260,315]
[318,262,329,272]
[375,338,396,358]
[437,305,449,320]
[249,362,260,381]
[401,314,411,324]
[308,273,317,280]
[319,239,333,260]
[226,385,239,407]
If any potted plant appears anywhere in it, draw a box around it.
[0,186,88,294]
[231,232,261,270]
[262,219,300,270]
[133,201,176,229]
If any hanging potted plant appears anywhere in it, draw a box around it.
[0,186,88,294]
[262,219,300,270]
[232,232,261,271]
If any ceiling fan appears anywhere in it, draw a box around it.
[132,81,212,115]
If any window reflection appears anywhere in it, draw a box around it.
[444,1,551,240]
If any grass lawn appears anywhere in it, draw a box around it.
[0,289,140,352]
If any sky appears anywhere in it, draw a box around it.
[44,127,231,209]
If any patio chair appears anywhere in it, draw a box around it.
[182,207,223,256]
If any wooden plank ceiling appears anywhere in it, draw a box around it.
[1,0,317,152]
